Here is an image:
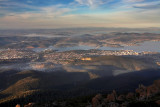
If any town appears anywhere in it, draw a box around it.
[0,49,160,70]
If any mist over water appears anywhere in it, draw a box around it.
[33,41,160,53]
[123,41,160,52]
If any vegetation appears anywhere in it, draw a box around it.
[91,79,160,107]
[0,69,160,107]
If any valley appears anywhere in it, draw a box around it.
[0,29,160,107]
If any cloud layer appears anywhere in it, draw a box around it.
[0,0,160,29]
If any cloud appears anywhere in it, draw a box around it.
[1,8,160,29]
[0,1,72,18]
[133,1,160,9]
[123,0,144,2]
[40,5,72,18]
[0,1,39,12]
[75,0,112,8]
[0,0,159,29]
[1,5,72,19]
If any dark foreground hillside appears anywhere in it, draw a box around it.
[90,79,160,107]
[0,69,160,107]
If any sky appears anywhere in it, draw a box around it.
[0,0,160,29]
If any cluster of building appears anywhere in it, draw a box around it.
[43,52,83,64]
[0,49,159,66]
[0,49,37,60]
[42,50,151,64]
[85,50,140,56]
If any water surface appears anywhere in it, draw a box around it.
[33,41,160,52]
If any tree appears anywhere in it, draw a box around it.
[15,104,20,107]
[92,94,102,107]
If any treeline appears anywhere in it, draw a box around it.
[91,79,160,107]
[1,79,160,107]
[0,89,94,107]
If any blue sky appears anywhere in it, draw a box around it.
[0,0,160,29]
